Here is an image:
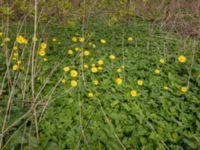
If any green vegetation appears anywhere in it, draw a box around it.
[1,18,200,149]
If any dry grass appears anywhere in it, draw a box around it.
[134,0,200,38]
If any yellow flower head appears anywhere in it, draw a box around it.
[163,85,169,91]
[160,58,166,64]
[121,65,125,69]
[109,54,116,60]
[84,50,90,56]
[52,38,57,42]
[13,46,18,51]
[92,44,96,48]
[0,43,4,47]
[178,55,186,63]
[16,36,28,44]
[32,36,38,42]
[154,69,161,75]
[71,80,77,87]
[70,70,78,77]
[98,60,104,65]
[88,42,93,46]
[100,39,106,44]
[63,66,70,72]
[68,49,74,55]
[12,57,17,60]
[40,42,47,49]
[4,37,11,42]
[43,58,48,62]
[84,64,89,69]
[39,49,46,56]
[93,80,99,85]
[0,32,3,37]
[12,64,18,71]
[88,92,94,98]
[61,79,66,84]
[98,67,103,72]
[115,78,123,85]
[130,90,137,97]
[180,86,188,93]
[13,52,18,57]
[117,68,122,73]
[75,47,81,52]
[72,37,77,42]
[91,67,98,73]
[17,60,21,65]
[91,63,96,67]
[137,80,144,86]
[128,37,133,42]
[79,37,85,43]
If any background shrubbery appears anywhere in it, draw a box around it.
[1,0,200,37]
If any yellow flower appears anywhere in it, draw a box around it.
[92,44,96,48]
[75,47,81,52]
[43,58,48,62]
[98,60,104,65]
[79,37,85,43]
[117,68,122,73]
[109,54,116,60]
[160,58,166,64]
[0,32,3,37]
[58,41,61,45]
[16,36,28,44]
[39,49,46,56]
[121,65,125,69]
[98,67,103,71]
[70,70,78,77]
[61,79,66,84]
[178,55,186,63]
[32,36,38,42]
[128,37,133,42]
[40,42,47,49]
[84,50,90,56]
[88,42,93,46]
[1,43,5,47]
[115,78,123,85]
[91,63,96,67]
[63,66,70,72]
[154,69,161,75]
[88,92,94,98]
[71,80,77,87]
[84,64,89,69]
[100,39,106,44]
[93,80,99,85]
[137,80,144,86]
[68,49,74,55]
[12,57,17,60]
[17,60,21,65]
[163,86,169,91]
[12,64,18,71]
[13,52,18,57]
[91,67,98,73]
[52,38,57,42]
[130,90,137,97]
[13,46,18,51]
[4,37,10,42]
[72,37,77,42]
[180,86,188,93]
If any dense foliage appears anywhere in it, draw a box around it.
[1,18,200,149]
